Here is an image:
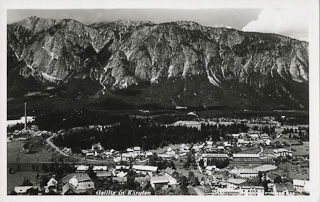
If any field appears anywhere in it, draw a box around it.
[7,141,56,163]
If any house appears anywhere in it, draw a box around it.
[273,182,295,196]
[223,142,232,147]
[76,165,89,172]
[133,146,141,156]
[44,177,58,194]
[293,179,309,193]
[145,152,153,158]
[201,153,228,167]
[91,143,104,150]
[132,165,158,176]
[121,152,135,161]
[62,147,72,155]
[68,173,95,194]
[273,149,292,157]
[227,178,246,189]
[96,171,112,179]
[232,134,241,139]
[93,166,108,172]
[206,141,213,148]
[158,154,171,159]
[217,146,225,150]
[264,139,271,146]
[234,168,258,178]
[260,134,270,140]
[249,134,259,140]
[240,186,264,196]
[205,165,216,175]
[217,188,240,195]
[112,177,127,184]
[254,164,277,172]
[150,176,169,190]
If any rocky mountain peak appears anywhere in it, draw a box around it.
[7,16,309,110]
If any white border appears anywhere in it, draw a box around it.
[0,0,319,202]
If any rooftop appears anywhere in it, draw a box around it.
[228,178,247,185]
[151,176,169,183]
[132,165,158,172]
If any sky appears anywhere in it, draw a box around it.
[7,8,309,41]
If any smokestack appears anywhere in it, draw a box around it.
[24,102,27,130]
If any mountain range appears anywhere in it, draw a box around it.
[7,16,309,111]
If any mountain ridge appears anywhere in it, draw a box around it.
[7,16,309,110]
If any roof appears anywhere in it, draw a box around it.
[202,153,228,158]
[228,178,247,185]
[273,149,290,153]
[74,173,91,182]
[47,178,58,187]
[241,186,264,190]
[76,165,89,171]
[132,165,158,172]
[62,173,77,184]
[14,186,34,194]
[115,165,130,170]
[233,153,260,158]
[135,176,151,183]
[112,177,127,182]
[72,181,94,192]
[293,179,306,187]
[238,169,258,174]
[62,183,71,195]
[158,154,171,158]
[96,171,112,177]
[122,153,135,158]
[254,164,277,172]
[150,176,169,184]
[164,167,175,175]
[274,183,295,192]
[134,146,141,151]
[93,166,108,171]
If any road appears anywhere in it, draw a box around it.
[46,134,117,165]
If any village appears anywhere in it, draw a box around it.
[7,115,310,196]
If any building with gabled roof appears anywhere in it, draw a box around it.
[240,186,264,196]
[273,182,295,196]
[150,176,169,189]
[68,173,95,194]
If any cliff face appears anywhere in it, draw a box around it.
[7,16,309,110]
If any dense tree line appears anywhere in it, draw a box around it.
[53,117,249,152]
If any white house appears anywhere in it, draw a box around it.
[293,179,309,193]
[133,146,141,156]
[240,186,264,196]
[68,173,95,194]
[273,149,292,157]
[93,166,108,172]
[132,165,158,176]
[227,178,246,189]
[76,165,89,172]
[150,176,169,189]
[234,168,258,178]
[91,143,104,150]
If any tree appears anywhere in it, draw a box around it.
[198,159,204,168]
[274,175,282,183]
[42,164,49,172]
[258,171,263,185]
[22,177,33,186]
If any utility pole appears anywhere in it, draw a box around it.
[24,102,27,130]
